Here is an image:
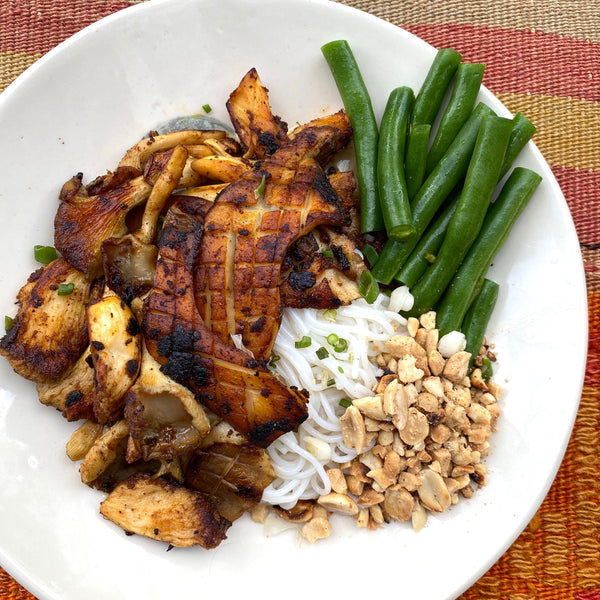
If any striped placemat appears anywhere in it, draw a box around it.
[1,1,598,598]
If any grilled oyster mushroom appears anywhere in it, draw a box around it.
[280,226,366,309]
[185,442,275,522]
[36,347,97,421]
[118,130,229,171]
[124,343,210,463]
[87,294,143,423]
[99,472,230,549]
[143,200,309,447]
[66,420,104,461]
[226,68,289,159]
[102,145,188,300]
[191,154,251,182]
[54,169,152,277]
[79,419,130,485]
[0,258,95,382]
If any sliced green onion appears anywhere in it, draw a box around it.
[348,352,355,361]
[339,398,352,408]
[338,366,344,374]
[57,282,74,296]
[480,356,494,380]
[316,346,329,360]
[321,247,334,258]
[34,245,57,265]
[254,174,267,199]
[361,244,379,266]
[326,378,335,386]
[327,333,339,345]
[333,338,348,353]
[323,309,337,322]
[295,335,312,349]
[5,316,14,331]
[269,353,280,367]
[202,103,212,113]
[359,270,379,304]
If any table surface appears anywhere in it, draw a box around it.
[1,1,598,598]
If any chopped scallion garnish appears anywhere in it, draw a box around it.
[202,103,212,113]
[326,333,339,345]
[326,378,335,386]
[333,338,348,353]
[358,270,379,304]
[269,353,280,368]
[34,245,57,265]
[323,309,337,322]
[316,346,329,360]
[254,174,267,199]
[481,356,494,380]
[4,316,14,331]
[361,244,379,266]
[321,247,334,258]
[294,336,312,349]
[339,398,352,408]
[57,283,74,296]
[337,366,344,374]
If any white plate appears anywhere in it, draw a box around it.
[0,1,588,599]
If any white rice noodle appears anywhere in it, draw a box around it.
[262,294,409,509]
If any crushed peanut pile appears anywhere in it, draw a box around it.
[251,310,501,542]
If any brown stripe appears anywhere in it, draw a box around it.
[333,0,600,43]
[495,92,600,172]
[405,24,600,103]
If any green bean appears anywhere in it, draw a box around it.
[462,278,499,370]
[411,48,462,128]
[436,167,542,336]
[378,86,416,241]
[499,112,537,179]
[321,40,383,233]
[405,124,431,200]
[426,62,485,174]
[371,102,493,284]
[395,191,459,288]
[406,114,513,316]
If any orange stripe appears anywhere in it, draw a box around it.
[404,23,600,102]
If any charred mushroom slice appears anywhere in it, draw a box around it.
[36,347,97,421]
[88,294,143,423]
[143,200,309,447]
[79,419,130,485]
[185,442,275,522]
[118,130,229,171]
[191,154,251,182]
[0,258,95,382]
[124,343,210,463]
[102,145,188,300]
[226,68,289,158]
[194,115,353,360]
[99,472,230,549]
[54,170,152,277]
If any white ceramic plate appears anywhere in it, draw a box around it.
[0,1,588,599]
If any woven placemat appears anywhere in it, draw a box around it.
[1,1,598,598]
